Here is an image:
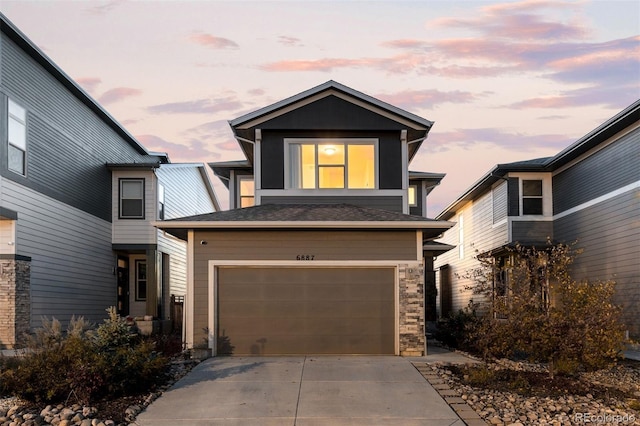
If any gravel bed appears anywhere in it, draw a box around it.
[0,358,199,426]
[430,359,640,426]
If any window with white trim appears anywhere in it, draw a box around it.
[238,176,255,208]
[120,179,145,219]
[135,260,147,301]
[8,99,27,175]
[288,140,376,189]
[522,180,543,215]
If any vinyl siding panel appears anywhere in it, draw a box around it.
[191,229,418,348]
[260,195,403,213]
[111,171,156,245]
[553,128,640,214]
[156,166,217,219]
[0,33,155,221]
[492,182,507,224]
[511,220,553,243]
[434,189,509,316]
[554,189,640,337]
[157,231,187,297]
[2,180,114,327]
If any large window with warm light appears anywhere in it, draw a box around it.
[288,140,376,189]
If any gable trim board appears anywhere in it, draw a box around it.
[231,83,433,131]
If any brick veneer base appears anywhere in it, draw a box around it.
[399,263,425,356]
[0,259,31,349]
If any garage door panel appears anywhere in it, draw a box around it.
[217,267,395,355]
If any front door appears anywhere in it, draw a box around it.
[117,257,130,316]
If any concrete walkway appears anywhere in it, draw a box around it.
[135,356,466,426]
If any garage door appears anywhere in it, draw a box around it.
[217,267,395,355]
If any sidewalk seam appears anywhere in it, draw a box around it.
[293,356,306,426]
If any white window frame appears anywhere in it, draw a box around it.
[119,178,145,219]
[7,98,27,176]
[284,138,379,190]
[238,175,255,208]
[512,173,553,218]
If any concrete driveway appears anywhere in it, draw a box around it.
[135,356,464,426]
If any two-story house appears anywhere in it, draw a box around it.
[0,13,218,347]
[433,99,640,339]
[158,81,454,356]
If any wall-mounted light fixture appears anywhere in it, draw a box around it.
[200,240,208,246]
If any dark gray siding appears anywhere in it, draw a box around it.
[511,220,553,244]
[261,195,404,213]
[554,189,640,337]
[0,34,156,221]
[260,130,403,191]
[553,128,640,214]
[507,177,519,216]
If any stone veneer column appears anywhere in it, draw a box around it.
[398,263,425,356]
[0,257,31,349]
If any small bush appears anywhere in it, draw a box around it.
[1,308,169,405]
[434,303,480,352]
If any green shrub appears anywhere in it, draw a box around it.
[434,302,480,351]
[1,308,169,404]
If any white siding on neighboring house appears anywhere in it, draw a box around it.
[111,170,157,245]
[155,165,216,308]
[435,183,509,316]
[2,179,114,327]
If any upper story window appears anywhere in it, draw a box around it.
[288,139,376,189]
[458,214,464,259]
[8,99,27,176]
[239,176,255,208]
[120,178,145,219]
[158,184,165,220]
[408,185,417,207]
[522,180,543,215]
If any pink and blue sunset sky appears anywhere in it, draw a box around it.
[2,0,639,215]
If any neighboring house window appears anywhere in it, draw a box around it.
[522,180,543,215]
[408,185,418,207]
[158,184,165,220]
[289,140,375,189]
[135,260,147,301]
[239,176,255,208]
[458,214,464,259]
[120,179,145,219]
[7,99,27,175]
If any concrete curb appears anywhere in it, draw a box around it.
[412,362,489,426]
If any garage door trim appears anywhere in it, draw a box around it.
[208,260,400,355]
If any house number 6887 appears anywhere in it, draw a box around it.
[296,255,315,260]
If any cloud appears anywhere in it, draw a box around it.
[507,84,640,110]
[247,88,265,96]
[376,89,484,110]
[147,97,243,115]
[76,77,101,93]
[136,134,221,163]
[425,128,573,154]
[188,32,239,49]
[85,0,124,15]
[278,36,303,47]
[98,87,142,105]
